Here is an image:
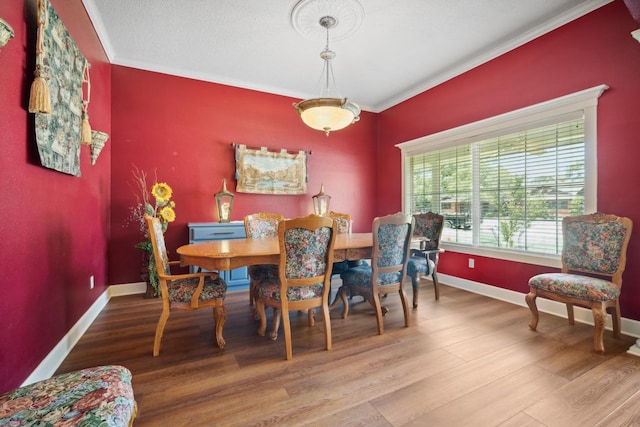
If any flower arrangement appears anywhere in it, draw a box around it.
[129,166,176,297]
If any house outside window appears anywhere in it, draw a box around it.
[397,85,607,266]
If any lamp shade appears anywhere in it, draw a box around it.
[294,98,359,135]
[214,179,234,223]
[312,184,331,216]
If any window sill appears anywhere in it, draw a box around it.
[440,242,561,268]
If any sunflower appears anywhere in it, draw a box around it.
[151,182,172,202]
[159,206,176,222]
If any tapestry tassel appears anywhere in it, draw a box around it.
[29,0,51,114]
[80,62,92,144]
[81,107,92,144]
[28,65,51,114]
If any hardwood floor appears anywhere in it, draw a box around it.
[57,281,640,426]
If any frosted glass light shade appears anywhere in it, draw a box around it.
[294,98,360,136]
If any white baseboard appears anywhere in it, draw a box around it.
[439,273,640,356]
[21,282,146,387]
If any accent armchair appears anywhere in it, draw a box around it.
[146,215,227,356]
[526,212,633,353]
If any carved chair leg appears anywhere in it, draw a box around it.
[339,286,351,319]
[321,304,332,351]
[249,278,255,306]
[308,308,315,327]
[256,300,267,337]
[213,305,227,349]
[399,289,410,327]
[611,300,622,338]
[249,280,261,320]
[372,292,385,335]
[432,270,440,301]
[566,303,575,325]
[153,308,170,357]
[592,304,607,353]
[525,291,539,331]
[270,308,281,341]
[282,310,292,360]
[410,273,419,308]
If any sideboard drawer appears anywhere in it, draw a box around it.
[190,224,245,241]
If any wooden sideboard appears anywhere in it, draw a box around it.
[187,222,250,291]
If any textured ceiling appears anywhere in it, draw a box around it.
[82,0,612,113]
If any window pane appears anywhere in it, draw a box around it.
[405,117,585,255]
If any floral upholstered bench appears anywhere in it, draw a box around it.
[0,365,136,426]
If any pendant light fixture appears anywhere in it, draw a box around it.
[293,15,361,136]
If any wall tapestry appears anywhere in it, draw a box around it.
[235,144,308,195]
[33,0,87,177]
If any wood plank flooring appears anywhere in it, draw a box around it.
[57,281,640,426]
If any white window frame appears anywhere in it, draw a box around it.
[396,85,608,268]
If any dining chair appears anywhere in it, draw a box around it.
[328,211,364,273]
[339,212,414,334]
[526,212,633,353]
[145,215,227,356]
[406,212,445,307]
[244,212,285,308]
[254,214,337,360]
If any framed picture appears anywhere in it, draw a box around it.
[235,144,308,195]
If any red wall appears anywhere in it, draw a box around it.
[2,0,639,394]
[0,1,111,392]
[108,68,378,285]
[378,1,640,318]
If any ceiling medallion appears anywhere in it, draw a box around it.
[291,0,364,41]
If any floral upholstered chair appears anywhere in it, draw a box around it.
[244,212,285,308]
[146,215,227,356]
[339,213,414,334]
[526,212,633,353]
[406,212,444,307]
[0,365,137,426]
[326,211,365,309]
[255,214,336,360]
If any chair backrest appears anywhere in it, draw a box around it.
[412,212,444,251]
[244,212,285,239]
[371,212,414,287]
[278,214,336,287]
[328,211,351,234]
[561,212,633,286]
[145,214,170,276]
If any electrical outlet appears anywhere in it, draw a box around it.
[468,258,475,268]
[90,275,95,289]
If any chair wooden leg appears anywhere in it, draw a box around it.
[249,278,255,306]
[329,285,347,311]
[410,273,419,308]
[308,308,315,327]
[270,309,281,341]
[592,303,607,353]
[256,300,267,337]
[339,286,350,319]
[432,270,440,301]
[213,305,227,349]
[399,288,410,328]
[322,304,332,351]
[372,292,385,335]
[525,290,539,331]
[611,300,622,338]
[153,308,170,357]
[566,303,575,325]
[282,310,292,360]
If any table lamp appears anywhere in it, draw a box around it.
[215,179,234,223]
[312,184,331,216]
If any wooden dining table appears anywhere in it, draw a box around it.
[177,232,373,271]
